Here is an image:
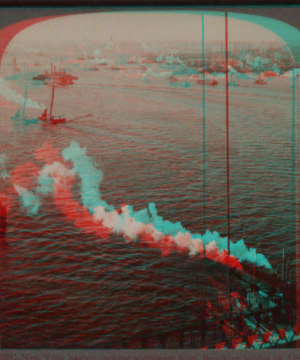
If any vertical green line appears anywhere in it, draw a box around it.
[202,14,206,258]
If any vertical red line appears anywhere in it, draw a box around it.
[296,70,300,348]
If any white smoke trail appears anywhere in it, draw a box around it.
[0,155,8,179]
[0,78,45,110]
[62,142,114,212]
[94,49,101,57]
[13,185,40,216]
[61,141,272,270]
[10,44,39,53]
[8,141,273,271]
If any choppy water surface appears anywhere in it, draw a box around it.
[0,48,298,348]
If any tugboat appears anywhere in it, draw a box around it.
[196,70,218,86]
[255,75,267,85]
[38,81,66,125]
[209,78,218,86]
[88,66,99,71]
[110,64,125,71]
[32,73,51,81]
[11,82,38,125]
[197,78,218,86]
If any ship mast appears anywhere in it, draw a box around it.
[49,81,55,118]
[22,81,28,118]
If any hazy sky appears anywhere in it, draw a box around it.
[8,12,284,47]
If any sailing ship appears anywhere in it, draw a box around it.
[38,81,66,125]
[11,82,38,125]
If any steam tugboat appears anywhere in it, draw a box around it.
[255,75,267,85]
[38,81,66,125]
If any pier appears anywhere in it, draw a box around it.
[86,264,297,350]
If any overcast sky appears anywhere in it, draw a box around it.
[8,12,284,47]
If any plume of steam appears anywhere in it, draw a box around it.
[13,185,40,216]
[0,78,45,110]
[165,55,184,66]
[94,49,101,57]
[10,162,41,215]
[63,142,272,270]
[9,141,273,271]
[62,141,114,212]
[228,65,237,74]
[11,44,38,53]
[106,41,115,50]
[0,155,8,179]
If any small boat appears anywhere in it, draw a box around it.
[110,65,125,71]
[209,79,218,86]
[32,74,50,81]
[128,57,136,64]
[197,78,218,86]
[11,82,38,124]
[255,76,267,85]
[88,66,99,71]
[169,75,178,82]
[196,71,218,86]
[38,81,66,125]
